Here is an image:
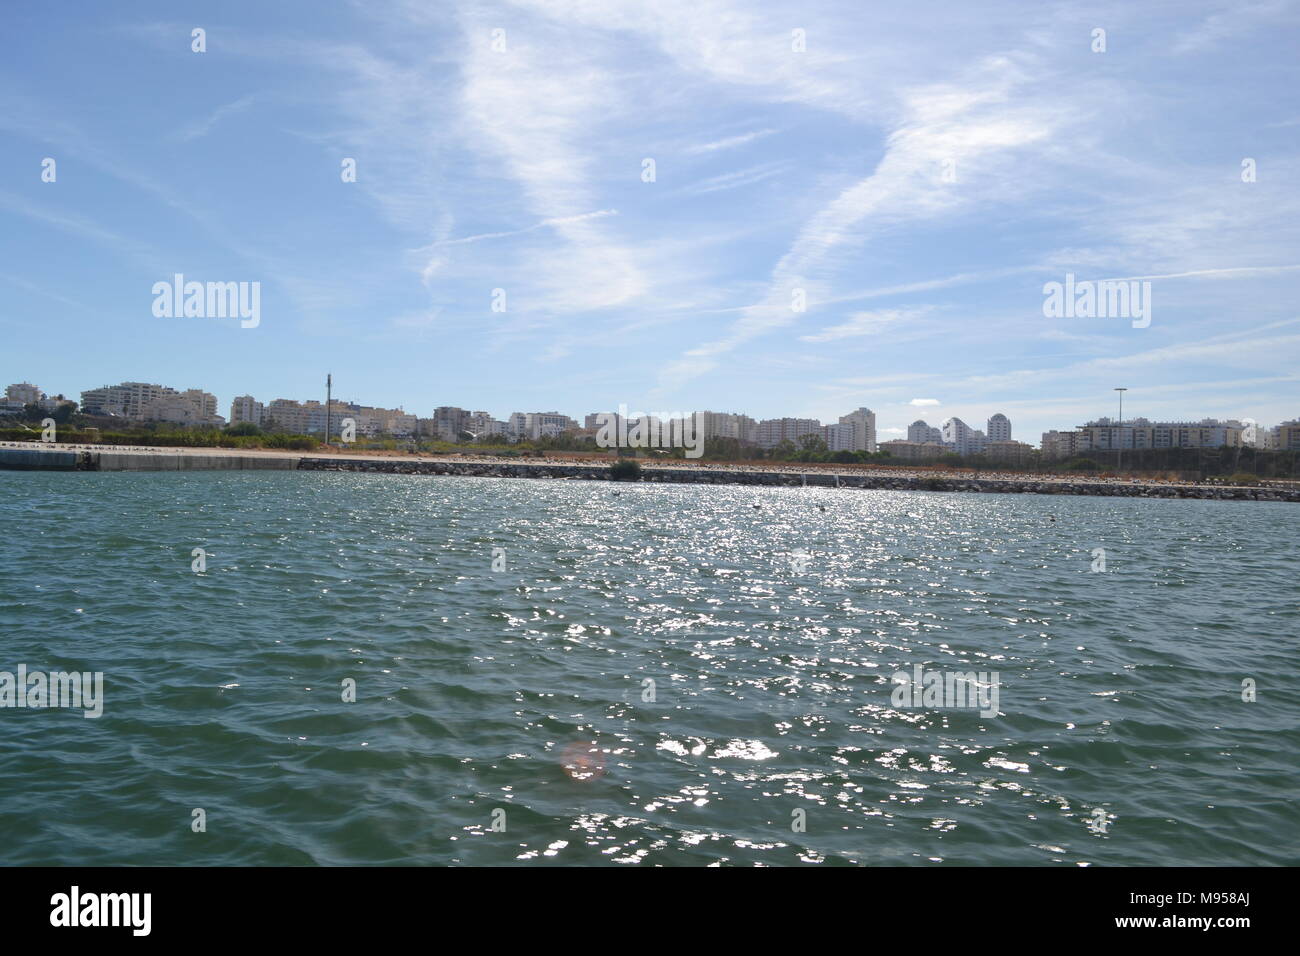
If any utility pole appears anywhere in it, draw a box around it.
[1114,387,1127,474]
[325,373,332,447]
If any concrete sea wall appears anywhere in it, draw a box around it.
[0,447,296,472]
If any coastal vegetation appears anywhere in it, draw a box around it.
[609,459,642,481]
[3,419,1296,481]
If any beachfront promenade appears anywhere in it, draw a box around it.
[2,441,1296,502]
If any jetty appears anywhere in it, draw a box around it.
[2,442,1296,502]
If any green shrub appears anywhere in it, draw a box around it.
[609,459,642,481]
[1228,472,1260,486]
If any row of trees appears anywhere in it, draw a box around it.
[10,400,77,425]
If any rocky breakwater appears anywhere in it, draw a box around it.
[293,458,1300,502]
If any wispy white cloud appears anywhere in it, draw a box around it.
[427,209,619,247]
[673,161,789,196]
[449,7,647,312]
[661,56,1060,386]
[683,128,777,154]
[0,190,160,268]
[1095,264,1300,282]
[800,307,929,343]
[1172,0,1292,54]
[176,94,259,141]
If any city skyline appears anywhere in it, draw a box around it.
[8,375,1295,456]
[2,3,1298,444]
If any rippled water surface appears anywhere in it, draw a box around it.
[1,471,1295,866]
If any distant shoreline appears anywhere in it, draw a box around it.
[2,441,1296,503]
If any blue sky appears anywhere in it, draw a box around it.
[2,0,1298,441]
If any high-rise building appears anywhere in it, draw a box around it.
[1040,430,1080,459]
[263,398,350,434]
[230,395,264,426]
[433,406,471,441]
[823,422,856,452]
[81,382,178,419]
[5,382,44,405]
[692,411,758,445]
[838,407,876,452]
[79,382,221,423]
[466,411,506,438]
[942,417,978,455]
[987,413,1011,442]
[1039,417,1252,455]
[530,411,578,438]
[507,411,578,440]
[907,420,942,444]
[140,389,224,426]
[756,418,822,449]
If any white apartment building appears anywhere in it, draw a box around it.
[692,411,758,445]
[506,412,528,440]
[5,382,44,405]
[257,398,414,437]
[1040,430,1081,459]
[264,399,342,435]
[823,422,856,452]
[987,413,1011,442]
[756,417,822,449]
[509,411,578,440]
[1075,417,1245,451]
[838,407,877,452]
[78,382,221,424]
[942,417,986,456]
[432,406,471,441]
[466,411,506,438]
[382,410,417,437]
[81,382,179,419]
[140,389,225,426]
[230,395,264,426]
[907,420,943,444]
[339,406,416,438]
